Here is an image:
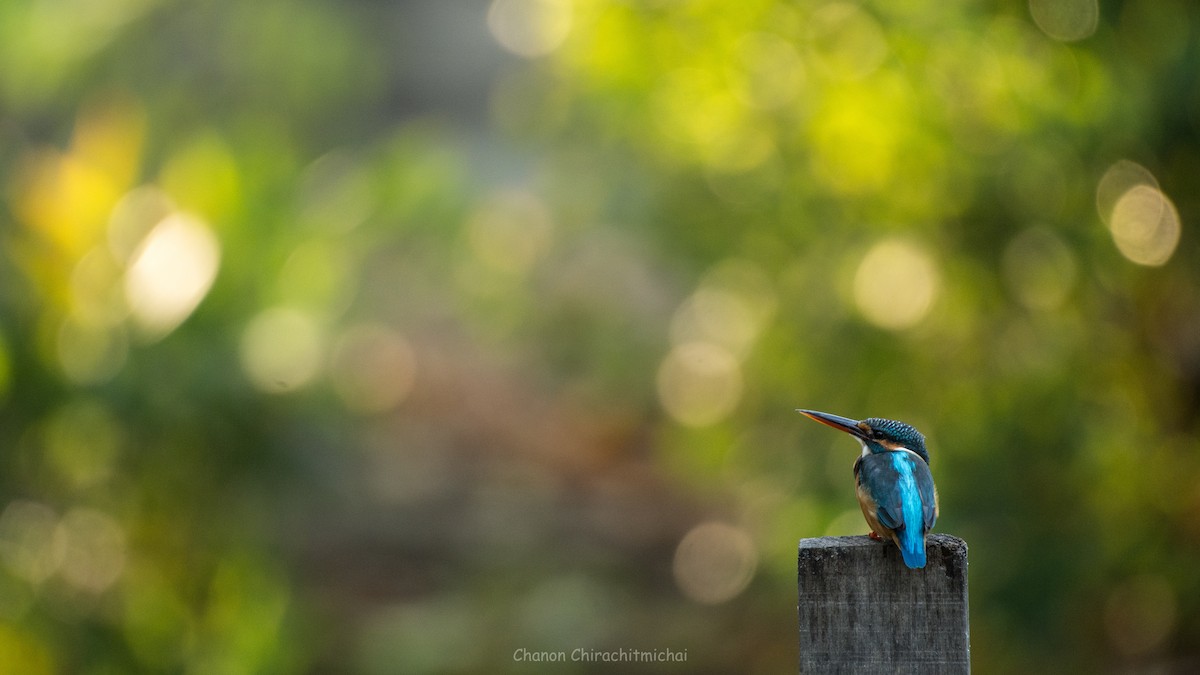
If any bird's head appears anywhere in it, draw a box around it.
[797,409,930,465]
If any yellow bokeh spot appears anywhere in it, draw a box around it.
[809,76,911,194]
[240,307,323,393]
[488,0,572,58]
[853,239,939,330]
[1108,185,1180,267]
[15,95,144,261]
[673,522,758,605]
[124,212,221,339]
[657,342,742,427]
[17,151,124,259]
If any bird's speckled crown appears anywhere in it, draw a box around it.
[864,418,929,464]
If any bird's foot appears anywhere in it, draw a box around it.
[868,531,883,541]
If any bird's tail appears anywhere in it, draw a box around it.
[897,526,926,569]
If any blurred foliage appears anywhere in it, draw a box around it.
[1,0,1199,672]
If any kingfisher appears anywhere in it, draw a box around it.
[797,409,939,569]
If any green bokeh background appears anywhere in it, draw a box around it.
[2,0,1199,672]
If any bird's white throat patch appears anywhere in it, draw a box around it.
[860,438,917,459]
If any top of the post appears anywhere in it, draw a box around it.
[799,533,968,577]
[800,533,966,553]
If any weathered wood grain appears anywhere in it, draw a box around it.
[798,534,969,674]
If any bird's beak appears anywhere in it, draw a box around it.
[796,409,869,440]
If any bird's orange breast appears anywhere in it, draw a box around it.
[855,480,895,543]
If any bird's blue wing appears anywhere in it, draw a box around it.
[858,454,904,531]
[859,452,933,568]
[862,451,937,530]
[915,457,938,530]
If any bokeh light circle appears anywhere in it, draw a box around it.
[1109,185,1180,266]
[240,307,324,393]
[1028,0,1099,42]
[1104,575,1177,656]
[1096,160,1158,224]
[853,239,939,330]
[656,342,742,427]
[124,212,220,338]
[331,324,418,414]
[488,0,572,58]
[1002,227,1078,310]
[672,522,758,605]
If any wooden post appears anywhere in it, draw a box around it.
[797,533,969,674]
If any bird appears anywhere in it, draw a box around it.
[797,409,938,569]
